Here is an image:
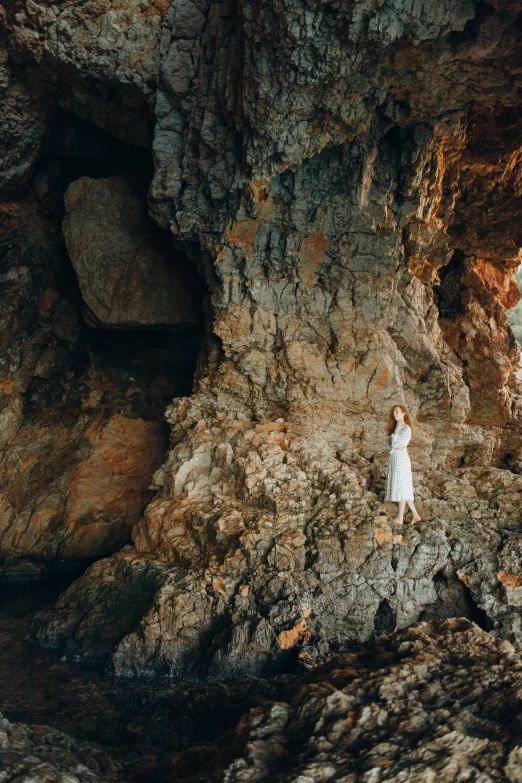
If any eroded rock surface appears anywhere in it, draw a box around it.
[30,442,522,675]
[2,0,522,679]
[188,619,522,783]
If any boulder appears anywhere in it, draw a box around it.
[62,175,203,329]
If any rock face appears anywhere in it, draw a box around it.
[62,175,203,329]
[0,710,118,782]
[0,410,167,562]
[1,0,522,675]
[182,619,522,783]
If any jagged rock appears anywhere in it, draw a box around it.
[0,710,117,782]
[188,619,522,783]
[0,0,165,160]
[0,49,53,194]
[62,175,204,329]
[30,443,522,675]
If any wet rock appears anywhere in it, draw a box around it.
[12,617,522,783]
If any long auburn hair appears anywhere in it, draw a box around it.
[386,404,414,436]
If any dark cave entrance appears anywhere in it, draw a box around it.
[433,249,465,327]
[0,109,208,572]
[419,572,494,632]
[26,110,207,425]
[374,599,397,636]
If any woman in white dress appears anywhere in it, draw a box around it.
[384,404,421,525]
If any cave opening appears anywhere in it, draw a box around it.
[419,572,495,632]
[462,585,494,632]
[374,599,397,636]
[27,109,207,423]
[0,109,207,571]
[433,248,465,325]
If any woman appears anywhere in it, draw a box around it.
[384,404,421,525]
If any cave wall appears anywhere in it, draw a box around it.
[0,166,203,564]
[0,189,167,562]
[2,0,522,671]
[0,64,205,565]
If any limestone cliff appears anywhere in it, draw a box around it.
[0,0,522,675]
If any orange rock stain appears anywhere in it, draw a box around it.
[301,232,328,287]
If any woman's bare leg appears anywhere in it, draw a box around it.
[406,500,421,523]
[393,501,406,524]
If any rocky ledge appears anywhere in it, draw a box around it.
[30,444,522,676]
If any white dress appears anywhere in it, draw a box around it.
[385,424,414,502]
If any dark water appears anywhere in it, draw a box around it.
[0,577,293,782]
[0,575,77,617]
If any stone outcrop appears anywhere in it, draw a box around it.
[0,710,118,782]
[1,0,522,677]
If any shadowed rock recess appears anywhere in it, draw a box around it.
[2,0,522,712]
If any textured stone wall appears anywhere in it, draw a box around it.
[1,1,522,674]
